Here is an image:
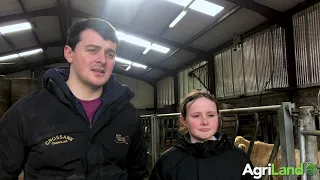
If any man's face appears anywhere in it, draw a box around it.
[64,28,117,88]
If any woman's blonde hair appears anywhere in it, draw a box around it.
[178,90,219,134]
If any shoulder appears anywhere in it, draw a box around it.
[4,88,44,115]
[0,88,44,128]
[225,145,251,163]
[151,147,186,174]
[155,146,187,168]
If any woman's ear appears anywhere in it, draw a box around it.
[179,115,186,126]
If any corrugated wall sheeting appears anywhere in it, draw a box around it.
[272,26,288,88]
[157,77,175,108]
[293,11,310,86]
[221,49,233,97]
[115,74,154,109]
[243,37,258,93]
[178,61,209,102]
[309,4,320,84]
[232,45,245,95]
[214,25,288,98]
[214,54,224,98]
[293,2,320,87]
[255,30,272,91]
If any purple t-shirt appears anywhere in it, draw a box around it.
[80,97,102,125]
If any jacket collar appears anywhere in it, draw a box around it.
[175,132,232,158]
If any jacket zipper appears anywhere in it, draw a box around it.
[74,100,93,129]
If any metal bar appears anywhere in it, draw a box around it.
[299,115,307,180]
[189,72,208,90]
[188,63,208,74]
[300,130,320,136]
[142,105,282,118]
[278,102,296,180]
[263,133,280,180]
[220,105,281,114]
[151,114,159,166]
[299,106,319,180]
[232,114,239,143]
[171,119,175,146]
[157,113,181,117]
[248,113,260,157]
[161,118,166,152]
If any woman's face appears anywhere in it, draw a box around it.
[184,97,219,143]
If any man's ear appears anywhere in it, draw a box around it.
[64,45,73,63]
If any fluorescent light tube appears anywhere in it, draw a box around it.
[0,22,32,34]
[125,65,132,71]
[19,48,43,57]
[169,10,187,28]
[151,44,170,53]
[124,34,151,48]
[115,57,147,69]
[143,46,151,54]
[116,31,127,41]
[132,62,147,69]
[115,57,132,65]
[0,54,19,61]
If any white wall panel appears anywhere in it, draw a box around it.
[157,77,174,108]
[214,25,288,98]
[293,2,320,87]
[178,61,208,103]
[115,74,154,109]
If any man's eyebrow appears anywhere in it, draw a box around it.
[85,44,101,49]
[105,48,116,54]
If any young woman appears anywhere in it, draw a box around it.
[149,91,254,180]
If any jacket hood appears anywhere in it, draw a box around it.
[175,132,232,158]
[42,68,134,107]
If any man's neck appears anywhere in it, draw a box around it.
[66,78,103,101]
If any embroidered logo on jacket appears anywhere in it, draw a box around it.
[45,135,73,145]
[114,134,130,144]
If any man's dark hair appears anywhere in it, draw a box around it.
[66,18,120,51]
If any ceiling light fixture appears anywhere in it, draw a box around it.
[115,31,170,54]
[115,57,148,69]
[0,22,32,34]
[0,48,43,62]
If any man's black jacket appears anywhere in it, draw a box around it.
[0,68,148,180]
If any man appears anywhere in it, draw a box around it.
[0,18,149,180]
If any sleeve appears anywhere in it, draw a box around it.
[126,114,149,180]
[148,159,168,180]
[0,106,26,179]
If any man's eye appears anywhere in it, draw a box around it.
[87,49,96,53]
[106,53,115,58]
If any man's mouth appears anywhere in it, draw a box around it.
[92,69,106,73]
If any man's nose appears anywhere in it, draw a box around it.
[96,52,107,64]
